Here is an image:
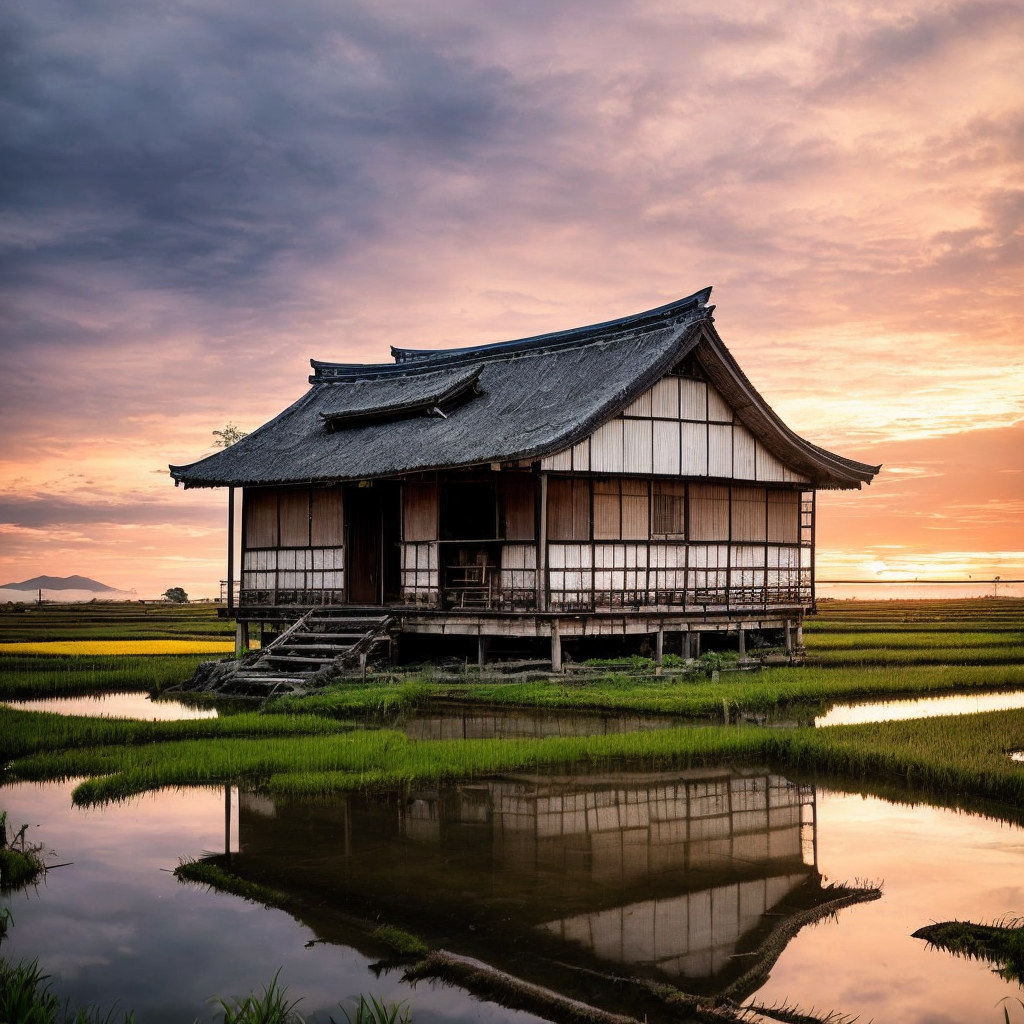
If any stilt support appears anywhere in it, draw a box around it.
[738,628,746,658]
[551,620,562,673]
[478,635,488,669]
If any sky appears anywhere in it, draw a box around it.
[1,0,1021,599]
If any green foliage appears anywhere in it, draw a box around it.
[162,588,189,604]
[371,925,429,958]
[335,995,411,1024]
[0,811,47,890]
[0,654,207,700]
[216,971,303,1024]
[212,423,249,449]
[0,958,134,1024]
[175,857,290,909]
[0,705,354,762]
[913,918,1024,983]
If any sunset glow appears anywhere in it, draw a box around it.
[1,0,1021,598]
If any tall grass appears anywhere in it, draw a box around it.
[0,706,355,761]
[9,707,1024,811]
[272,664,1024,721]
[0,654,206,700]
[807,645,1024,667]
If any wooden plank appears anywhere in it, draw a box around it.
[621,480,649,540]
[690,484,729,540]
[311,487,344,546]
[279,487,310,547]
[403,481,438,541]
[768,489,800,543]
[499,474,536,540]
[731,485,767,542]
[244,488,278,549]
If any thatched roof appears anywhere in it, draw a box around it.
[169,287,879,489]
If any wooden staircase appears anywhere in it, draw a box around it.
[229,608,394,694]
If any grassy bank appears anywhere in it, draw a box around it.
[0,653,207,700]
[0,705,355,761]
[270,664,1024,720]
[7,705,1024,811]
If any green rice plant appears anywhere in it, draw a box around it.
[805,631,1022,650]
[0,706,355,761]
[175,857,291,909]
[370,925,429,958]
[807,645,1024,667]
[335,995,411,1024]
[11,705,1022,812]
[0,654,206,700]
[0,958,134,1024]
[216,970,304,1024]
[912,917,1024,983]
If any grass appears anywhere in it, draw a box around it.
[0,958,135,1024]
[912,917,1024,983]
[7,706,1024,811]
[0,602,232,643]
[0,705,355,762]
[174,856,291,909]
[370,925,429,958]
[270,664,1024,721]
[0,654,207,700]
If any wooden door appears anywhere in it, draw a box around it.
[347,486,381,604]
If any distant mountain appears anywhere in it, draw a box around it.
[1,575,118,592]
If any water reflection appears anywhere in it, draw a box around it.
[402,709,690,740]
[236,767,827,999]
[5,691,217,720]
[815,689,1024,726]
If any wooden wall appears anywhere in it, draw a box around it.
[541,375,809,484]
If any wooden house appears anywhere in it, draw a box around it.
[170,288,879,666]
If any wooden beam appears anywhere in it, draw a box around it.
[538,473,548,612]
[227,485,235,615]
[550,618,562,673]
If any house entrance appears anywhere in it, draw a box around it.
[346,483,400,605]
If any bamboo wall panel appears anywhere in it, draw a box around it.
[708,424,733,478]
[768,490,800,544]
[679,378,707,420]
[734,426,756,480]
[689,485,729,541]
[621,479,649,539]
[755,441,786,483]
[680,422,708,476]
[589,419,624,473]
[278,488,310,547]
[593,478,620,540]
[707,384,733,423]
[624,388,653,417]
[310,488,344,546]
[652,481,686,536]
[244,489,278,549]
[403,482,438,541]
[572,439,591,472]
[623,419,654,474]
[548,478,590,541]
[731,485,767,542]
[499,476,536,540]
[651,376,680,419]
[542,448,572,472]
[652,420,680,476]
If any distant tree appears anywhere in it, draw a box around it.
[163,587,188,604]
[212,423,249,448]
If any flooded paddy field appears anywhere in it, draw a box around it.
[2,598,1024,1022]
[4,768,1024,1024]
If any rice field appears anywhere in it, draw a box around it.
[0,601,232,642]
[0,640,237,655]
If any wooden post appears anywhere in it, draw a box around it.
[655,628,664,667]
[694,632,701,658]
[682,632,692,660]
[551,619,562,673]
[227,486,235,615]
[796,619,804,648]
[478,634,488,668]
[538,473,548,612]
[235,620,246,655]
[224,784,232,860]
[784,619,793,655]
[738,627,746,658]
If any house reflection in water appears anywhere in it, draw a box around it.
[237,766,821,998]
